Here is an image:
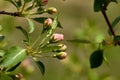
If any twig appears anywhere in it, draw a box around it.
[0,11,20,17]
[101,7,116,37]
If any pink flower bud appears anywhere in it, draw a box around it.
[54,52,67,60]
[44,18,53,27]
[51,33,64,43]
[47,7,57,14]
[41,0,49,6]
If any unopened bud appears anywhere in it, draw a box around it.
[50,33,64,43]
[54,52,67,59]
[47,7,57,14]
[58,44,67,51]
[15,73,23,79]
[44,18,53,27]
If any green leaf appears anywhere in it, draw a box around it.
[26,18,34,33]
[35,61,45,75]
[0,46,27,71]
[67,39,91,44]
[0,35,5,42]
[7,62,21,71]
[0,50,6,57]
[113,35,120,46]
[16,26,30,45]
[114,36,120,42]
[33,17,46,23]
[90,49,103,68]
[94,0,104,12]
[32,17,63,28]
[0,72,13,80]
[112,16,120,27]
[108,16,120,35]
[94,0,117,12]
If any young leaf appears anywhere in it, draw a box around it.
[67,39,91,44]
[0,46,27,71]
[90,49,103,68]
[16,26,30,45]
[35,61,45,75]
[26,18,34,33]
[32,17,63,28]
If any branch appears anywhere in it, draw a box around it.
[0,11,20,17]
[101,7,116,37]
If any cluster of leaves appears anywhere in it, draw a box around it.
[69,0,120,69]
[0,0,66,79]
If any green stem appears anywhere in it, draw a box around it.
[20,1,26,13]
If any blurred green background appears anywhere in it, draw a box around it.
[1,0,120,80]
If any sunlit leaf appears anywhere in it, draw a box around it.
[0,46,27,71]
[35,61,45,75]
[32,17,63,28]
[0,50,6,57]
[16,26,30,45]
[67,39,91,44]
[26,18,34,33]
[90,49,103,68]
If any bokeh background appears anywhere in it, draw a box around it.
[0,0,120,80]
